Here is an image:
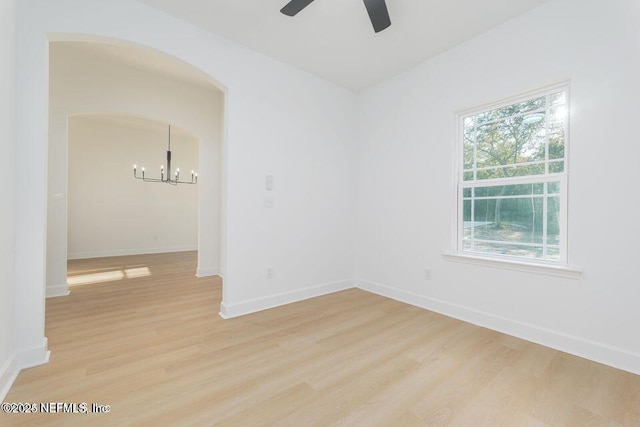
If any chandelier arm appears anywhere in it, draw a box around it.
[135,173,196,185]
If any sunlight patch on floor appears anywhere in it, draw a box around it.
[67,266,151,286]
[124,266,152,279]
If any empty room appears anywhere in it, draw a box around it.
[1,0,639,425]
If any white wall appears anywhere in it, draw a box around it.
[47,41,223,297]
[0,0,17,399]
[355,0,640,374]
[67,115,199,259]
[13,0,357,373]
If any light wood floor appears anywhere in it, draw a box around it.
[2,252,639,426]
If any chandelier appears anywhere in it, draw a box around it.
[133,125,197,185]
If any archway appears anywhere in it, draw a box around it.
[45,37,228,307]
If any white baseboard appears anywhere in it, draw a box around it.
[68,246,198,260]
[15,339,50,371]
[196,267,220,278]
[46,284,70,298]
[219,279,354,319]
[0,339,50,402]
[218,302,231,319]
[356,279,640,376]
[0,354,18,402]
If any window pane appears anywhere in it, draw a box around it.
[550,91,566,106]
[549,106,566,130]
[462,189,561,260]
[547,182,560,194]
[470,197,544,245]
[463,116,474,128]
[476,116,546,170]
[463,199,471,221]
[548,105,566,160]
[476,96,546,125]
[463,126,474,169]
[548,129,565,160]
[463,238,472,251]
[547,247,560,261]
[463,171,474,181]
[514,96,547,114]
[549,161,564,173]
[475,122,504,168]
[547,196,560,245]
[469,242,544,259]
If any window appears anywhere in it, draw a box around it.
[458,85,569,263]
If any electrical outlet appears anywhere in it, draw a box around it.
[266,266,274,279]
[425,268,432,280]
[263,196,275,208]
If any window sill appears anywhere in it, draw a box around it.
[442,252,582,279]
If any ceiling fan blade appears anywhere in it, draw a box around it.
[281,0,315,17]
[362,0,391,33]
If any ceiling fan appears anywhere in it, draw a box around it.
[280,0,392,33]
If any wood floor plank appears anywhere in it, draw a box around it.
[2,252,639,426]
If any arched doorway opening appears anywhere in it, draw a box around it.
[46,38,227,310]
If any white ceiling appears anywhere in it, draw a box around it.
[137,0,550,91]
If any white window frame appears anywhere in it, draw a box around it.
[450,82,579,275]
